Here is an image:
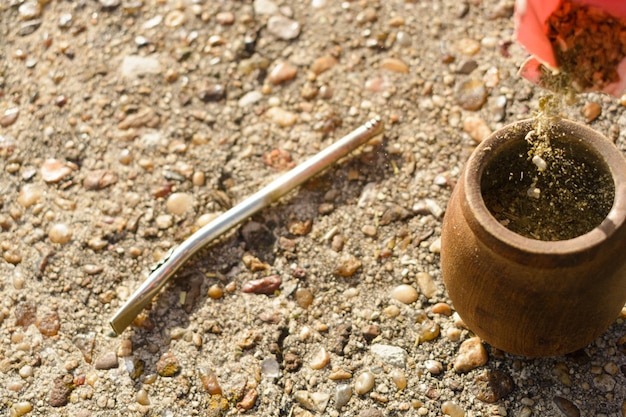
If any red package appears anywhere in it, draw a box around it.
[515,0,626,96]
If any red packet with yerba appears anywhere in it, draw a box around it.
[515,0,626,96]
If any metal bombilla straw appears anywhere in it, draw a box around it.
[110,116,384,334]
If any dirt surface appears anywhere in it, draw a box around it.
[1,0,626,416]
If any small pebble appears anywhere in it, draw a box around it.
[455,79,488,111]
[48,223,72,244]
[295,288,314,308]
[36,310,60,336]
[156,352,181,377]
[48,374,74,407]
[117,339,133,357]
[359,408,384,417]
[155,214,173,229]
[164,10,185,27]
[354,371,375,395]
[4,250,22,265]
[94,352,119,370]
[311,55,338,75]
[267,15,300,40]
[334,254,362,277]
[309,347,330,370]
[361,224,377,237]
[0,107,19,127]
[10,401,33,417]
[216,11,234,25]
[463,115,492,143]
[19,0,41,19]
[136,388,150,405]
[198,84,225,102]
[19,365,34,379]
[198,367,222,394]
[553,396,580,417]
[424,359,444,375]
[431,302,452,316]
[266,107,297,127]
[390,369,407,390]
[582,101,601,123]
[474,370,515,403]
[593,374,616,392]
[454,337,488,373]
[390,284,418,304]
[261,358,281,378]
[41,159,72,183]
[370,344,407,368]
[242,275,281,295]
[441,400,465,417]
[268,61,298,85]
[207,284,224,299]
[380,58,409,73]
[334,384,352,410]
[419,320,440,342]
[16,185,40,208]
[457,38,481,55]
[166,193,194,215]
[416,272,437,298]
[236,388,258,411]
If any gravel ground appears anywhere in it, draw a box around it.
[1,0,626,416]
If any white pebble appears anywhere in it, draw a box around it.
[442,400,465,417]
[166,193,194,215]
[48,223,73,244]
[390,284,418,304]
[526,187,541,199]
[309,347,330,370]
[354,371,375,395]
[532,155,547,171]
[17,184,44,208]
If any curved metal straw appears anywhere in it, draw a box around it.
[110,117,384,334]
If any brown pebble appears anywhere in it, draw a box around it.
[215,11,234,25]
[242,275,281,295]
[94,351,119,370]
[36,310,60,336]
[380,57,409,73]
[198,367,222,395]
[463,115,492,143]
[48,374,74,407]
[454,337,488,372]
[553,396,580,417]
[362,324,380,343]
[329,368,353,380]
[83,264,104,275]
[15,301,37,327]
[474,370,515,403]
[455,79,487,111]
[41,159,72,183]
[156,352,181,377]
[311,55,338,75]
[73,332,96,363]
[207,284,224,299]
[415,272,437,298]
[48,223,72,244]
[117,339,133,357]
[390,284,418,304]
[268,61,298,85]
[83,169,118,190]
[237,388,258,411]
[295,288,314,308]
[0,107,19,127]
[334,254,362,277]
[582,101,601,123]
[4,250,22,264]
[431,302,452,316]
